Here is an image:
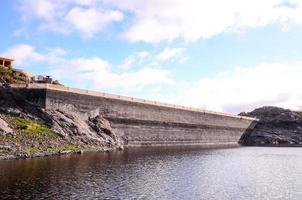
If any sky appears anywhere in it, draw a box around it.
[1,0,302,114]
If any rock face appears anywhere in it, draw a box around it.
[44,109,122,147]
[0,114,13,134]
[239,106,302,146]
[0,83,123,159]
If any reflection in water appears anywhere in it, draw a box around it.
[1,147,302,199]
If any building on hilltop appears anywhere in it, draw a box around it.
[0,56,62,85]
[37,75,53,83]
[0,56,35,83]
[0,57,14,68]
[36,75,61,85]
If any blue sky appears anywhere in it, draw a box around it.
[1,0,302,113]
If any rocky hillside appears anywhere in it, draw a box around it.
[239,106,302,146]
[0,83,123,159]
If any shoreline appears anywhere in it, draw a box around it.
[2,144,302,161]
[0,147,121,160]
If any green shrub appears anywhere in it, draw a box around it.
[6,116,57,137]
[24,146,40,153]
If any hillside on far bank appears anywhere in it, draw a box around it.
[239,106,302,146]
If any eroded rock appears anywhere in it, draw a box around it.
[0,115,13,135]
[239,106,302,146]
[44,109,123,148]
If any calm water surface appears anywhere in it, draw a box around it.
[1,147,302,200]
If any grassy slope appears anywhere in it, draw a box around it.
[0,115,100,157]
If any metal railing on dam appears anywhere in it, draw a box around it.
[10,83,257,121]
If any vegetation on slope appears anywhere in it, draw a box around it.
[0,115,101,158]
[0,66,28,84]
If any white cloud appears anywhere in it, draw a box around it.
[65,7,123,37]
[135,51,149,61]
[74,0,99,6]
[18,0,123,37]
[2,44,45,66]
[119,51,149,70]
[2,44,66,67]
[156,47,186,62]
[17,0,302,42]
[108,0,302,43]
[19,0,59,21]
[3,44,172,92]
[175,63,302,113]
[118,48,188,72]
[119,56,136,71]
[121,17,181,43]
[50,57,172,91]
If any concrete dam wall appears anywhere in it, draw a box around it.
[12,84,257,147]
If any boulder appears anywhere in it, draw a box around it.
[0,115,13,135]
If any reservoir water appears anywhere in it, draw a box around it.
[1,147,302,199]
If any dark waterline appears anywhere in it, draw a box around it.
[1,146,302,199]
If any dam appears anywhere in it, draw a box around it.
[11,83,257,147]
